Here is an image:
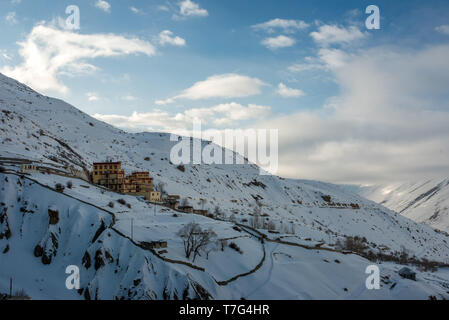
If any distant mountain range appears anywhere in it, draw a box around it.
[347,179,449,233]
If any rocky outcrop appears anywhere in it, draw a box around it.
[0,207,11,240]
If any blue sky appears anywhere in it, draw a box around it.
[1,0,449,183]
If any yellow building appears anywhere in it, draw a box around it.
[92,162,158,199]
[92,161,123,184]
[147,191,162,202]
[21,164,37,173]
[129,172,154,193]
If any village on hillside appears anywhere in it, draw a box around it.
[20,159,211,217]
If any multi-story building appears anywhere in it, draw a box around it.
[92,161,122,183]
[92,161,160,202]
[129,172,154,193]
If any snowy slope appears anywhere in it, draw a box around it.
[2,172,449,300]
[1,72,449,300]
[350,180,449,233]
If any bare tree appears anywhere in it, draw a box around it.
[399,245,409,264]
[205,238,220,259]
[289,222,295,235]
[251,205,261,229]
[177,222,217,262]
[199,198,207,210]
[156,181,166,195]
[219,239,228,251]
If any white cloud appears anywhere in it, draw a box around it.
[11,0,21,4]
[177,74,267,99]
[288,49,350,74]
[1,50,12,61]
[130,6,144,15]
[87,92,99,101]
[5,12,17,24]
[158,30,186,47]
[95,0,111,13]
[176,0,208,18]
[121,95,137,101]
[1,24,156,95]
[93,102,271,131]
[155,97,175,105]
[288,62,325,73]
[209,102,271,125]
[277,83,305,98]
[261,35,295,49]
[255,45,449,184]
[318,48,349,69]
[157,5,170,12]
[156,73,267,104]
[252,18,309,33]
[435,25,449,35]
[310,25,366,46]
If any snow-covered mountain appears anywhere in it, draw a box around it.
[1,72,449,300]
[351,180,449,233]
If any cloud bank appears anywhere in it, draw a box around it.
[93,102,271,131]
[1,25,156,95]
[258,45,449,183]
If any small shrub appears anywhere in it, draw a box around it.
[336,236,367,253]
[350,203,360,209]
[229,242,243,254]
[0,166,5,173]
[177,165,185,172]
[267,221,276,231]
[117,199,126,205]
[55,183,65,192]
[108,201,114,208]
[66,181,73,189]
[126,203,131,209]
[144,157,150,161]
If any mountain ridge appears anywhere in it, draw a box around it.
[1,72,449,300]
[349,179,449,233]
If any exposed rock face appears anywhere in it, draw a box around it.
[94,249,105,270]
[0,207,11,240]
[82,251,91,269]
[33,244,43,257]
[48,208,59,225]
